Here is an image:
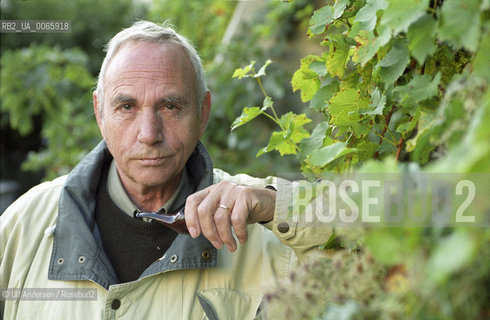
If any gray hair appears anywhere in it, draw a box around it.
[94,20,207,114]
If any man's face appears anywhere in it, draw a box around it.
[94,41,210,194]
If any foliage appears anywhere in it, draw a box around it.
[233,0,485,174]
[203,0,318,177]
[0,0,147,73]
[0,45,99,179]
[233,0,490,319]
[0,0,147,182]
[146,0,235,65]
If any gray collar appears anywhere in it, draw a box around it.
[48,141,216,289]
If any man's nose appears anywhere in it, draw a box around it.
[137,109,163,145]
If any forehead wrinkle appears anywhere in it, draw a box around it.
[104,41,197,106]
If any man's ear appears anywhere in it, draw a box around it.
[93,92,104,138]
[198,90,211,139]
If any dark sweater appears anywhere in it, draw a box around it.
[94,164,177,283]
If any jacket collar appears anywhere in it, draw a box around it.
[48,140,216,289]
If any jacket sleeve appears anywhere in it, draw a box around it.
[212,169,332,262]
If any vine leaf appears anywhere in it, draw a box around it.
[396,110,420,137]
[258,112,311,157]
[232,60,256,79]
[328,88,365,126]
[231,107,262,131]
[254,59,273,78]
[309,141,357,167]
[292,55,321,102]
[380,0,429,35]
[352,26,391,66]
[351,0,388,36]
[407,14,437,65]
[473,26,490,82]
[361,87,386,115]
[309,60,328,77]
[394,73,441,107]
[326,35,350,78]
[310,80,339,111]
[438,0,482,52]
[308,0,349,36]
[262,96,273,111]
[405,111,438,164]
[300,121,330,157]
[374,38,410,87]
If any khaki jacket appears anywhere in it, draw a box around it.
[0,142,331,319]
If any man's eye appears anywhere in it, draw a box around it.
[121,104,132,110]
[165,104,177,111]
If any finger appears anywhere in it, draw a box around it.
[215,203,237,252]
[230,196,249,245]
[196,189,224,249]
[185,187,211,238]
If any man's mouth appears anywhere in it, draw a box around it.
[136,157,168,165]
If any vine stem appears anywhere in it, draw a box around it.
[432,0,438,17]
[396,136,404,161]
[261,111,282,127]
[256,76,285,131]
[374,105,397,159]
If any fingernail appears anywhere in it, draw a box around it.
[226,244,236,252]
[211,241,222,249]
[189,227,197,238]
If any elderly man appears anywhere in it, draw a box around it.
[0,21,329,319]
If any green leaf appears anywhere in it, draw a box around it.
[262,96,273,111]
[300,121,330,156]
[326,35,350,78]
[438,0,481,52]
[278,112,312,138]
[394,73,441,106]
[291,55,321,102]
[231,107,262,131]
[361,87,386,115]
[351,0,388,35]
[309,60,328,78]
[309,80,339,111]
[309,6,335,35]
[266,131,299,156]
[309,141,356,167]
[407,14,437,64]
[427,231,476,284]
[374,39,410,87]
[232,60,256,79]
[356,141,378,160]
[396,110,420,137]
[308,0,349,36]
[406,110,438,164]
[381,0,429,35]
[473,22,490,82]
[328,88,362,126]
[254,59,273,78]
[333,0,350,19]
[259,112,312,157]
[352,26,391,66]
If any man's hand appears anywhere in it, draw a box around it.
[184,181,276,252]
